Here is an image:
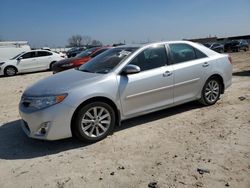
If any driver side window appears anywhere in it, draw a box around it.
[21,52,36,59]
[129,45,167,71]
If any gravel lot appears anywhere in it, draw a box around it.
[0,52,249,188]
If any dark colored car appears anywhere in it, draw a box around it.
[204,43,224,53]
[52,47,111,73]
[66,47,86,58]
[224,40,249,52]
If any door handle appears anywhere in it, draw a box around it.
[163,71,172,77]
[202,62,209,67]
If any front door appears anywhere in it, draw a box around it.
[17,51,38,72]
[118,44,174,118]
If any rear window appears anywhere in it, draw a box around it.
[194,48,207,59]
[169,43,196,64]
[169,43,207,64]
[37,51,52,57]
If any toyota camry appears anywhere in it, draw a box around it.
[19,41,232,142]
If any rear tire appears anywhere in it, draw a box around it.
[72,102,116,143]
[4,66,17,76]
[49,61,56,71]
[199,78,221,106]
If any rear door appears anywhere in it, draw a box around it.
[118,45,174,118]
[36,51,53,70]
[167,43,210,103]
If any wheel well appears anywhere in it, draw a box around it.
[208,74,225,94]
[70,97,121,136]
[4,65,18,73]
[49,61,57,69]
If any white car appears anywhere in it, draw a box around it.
[0,50,64,76]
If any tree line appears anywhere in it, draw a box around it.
[67,35,103,47]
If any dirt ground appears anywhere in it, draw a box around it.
[0,52,249,188]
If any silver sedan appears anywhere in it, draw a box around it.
[19,41,232,142]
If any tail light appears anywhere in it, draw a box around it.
[228,55,232,64]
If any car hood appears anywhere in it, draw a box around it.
[23,69,104,96]
[1,59,17,64]
[54,57,80,66]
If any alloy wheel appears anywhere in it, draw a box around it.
[205,80,220,103]
[81,106,111,138]
[5,67,16,76]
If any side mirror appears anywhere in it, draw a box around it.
[122,64,141,75]
[17,57,23,61]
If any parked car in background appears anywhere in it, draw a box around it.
[203,43,224,53]
[40,47,67,59]
[66,45,103,58]
[55,51,67,59]
[0,50,64,76]
[52,47,111,73]
[66,47,86,58]
[224,40,249,52]
[19,41,232,142]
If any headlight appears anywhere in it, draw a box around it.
[61,63,73,68]
[0,62,5,66]
[22,94,67,110]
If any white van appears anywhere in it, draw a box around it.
[0,41,31,60]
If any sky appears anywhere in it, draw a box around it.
[0,0,249,47]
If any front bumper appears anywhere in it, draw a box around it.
[19,102,75,140]
[0,67,4,75]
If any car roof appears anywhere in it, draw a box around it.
[27,49,53,52]
[120,40,204,48]
[119,40,218,57]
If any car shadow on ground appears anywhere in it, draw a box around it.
[0,70,52,78]
[0,101,204,160]
[233,70,250,77]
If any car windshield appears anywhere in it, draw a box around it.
[203,43,211,48]
[78,47,138,74]
[11,52,26,60]
[76,47,98,58]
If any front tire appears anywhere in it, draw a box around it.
[199,78,221,106]
[4,66,17,76]
[72,102,116,143]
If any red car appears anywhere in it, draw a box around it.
[52,47,110,73]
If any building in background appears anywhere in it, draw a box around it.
[184,35,250,44]
[0,41,31,60]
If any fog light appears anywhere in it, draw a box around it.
[35,122,50,136]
